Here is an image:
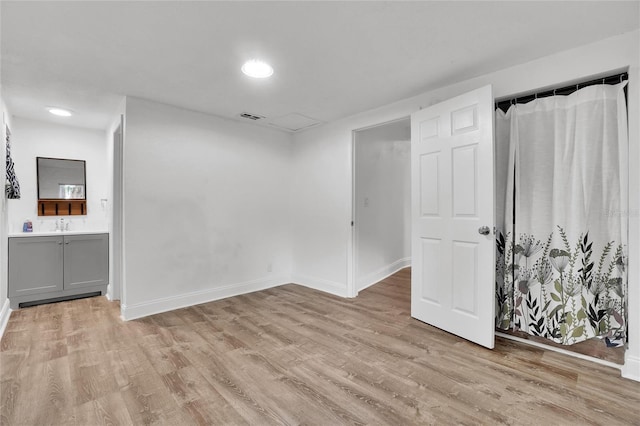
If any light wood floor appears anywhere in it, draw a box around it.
[501,327,625,365]
[2,268,639,425]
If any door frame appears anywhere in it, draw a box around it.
[493,70,638,378]
[111,116,124,304]
[349,116,410,298]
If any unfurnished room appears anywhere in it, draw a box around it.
[1,1,639,425]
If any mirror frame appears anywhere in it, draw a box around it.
[36,157,87,200]
[36,157,88,216]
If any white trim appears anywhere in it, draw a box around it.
[291,273,349,298]
[0,299,12,339]
[111,116,124,302]
[496,332,623,371]
[348,128,356,298]
[622,353,640,382]
[353,116,413,134]
[357,257,411,292]
[625,63,640,383]
[121,276,288,321]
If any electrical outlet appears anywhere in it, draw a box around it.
[267,263,273,273]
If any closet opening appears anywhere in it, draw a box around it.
[494,71,629,366]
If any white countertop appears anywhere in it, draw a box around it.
[9,230,108,238]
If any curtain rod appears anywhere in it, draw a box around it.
[495,72,628,113]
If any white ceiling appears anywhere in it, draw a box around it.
[1,1,639,131]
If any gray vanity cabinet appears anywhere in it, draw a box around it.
[8,233,108,308]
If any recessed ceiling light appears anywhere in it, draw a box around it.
[47,107,73,117]
[241,60,274,78]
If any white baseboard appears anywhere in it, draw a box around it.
[622,353,640,382]
[0,299,12,340]
[291,273,349,298]
[121,275,289,321]
[356,257,411,292]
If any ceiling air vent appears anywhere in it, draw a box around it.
[239,112,265,121]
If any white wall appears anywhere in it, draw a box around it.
[354,119,410,291]
[290,125,352,296]
[121,97,293,319]
[290,30,640,379]
[0,98,13,337]
[7,117,109,234]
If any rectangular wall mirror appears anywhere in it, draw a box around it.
[37,157,87,216]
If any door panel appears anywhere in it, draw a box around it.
[420,238,442,304]
[420,153,440,216]
[411,85,495,349]
[451,241,478,315]
[452,145,477,216]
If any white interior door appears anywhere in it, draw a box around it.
[410,85,495,348]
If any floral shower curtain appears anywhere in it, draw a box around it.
[495,82,628,346]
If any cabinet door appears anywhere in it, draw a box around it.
[63,234,109,290]
[8,236,64,297]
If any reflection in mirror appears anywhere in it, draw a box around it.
[37,157,86,200]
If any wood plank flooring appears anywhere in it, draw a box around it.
[2,268,639,425]
[500,327,625,365]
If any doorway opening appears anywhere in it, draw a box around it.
[351,117,411,297]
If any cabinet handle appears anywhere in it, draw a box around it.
[65,242,70,245]
[58,242,63,245]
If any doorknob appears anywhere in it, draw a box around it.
[478,226,491,235]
